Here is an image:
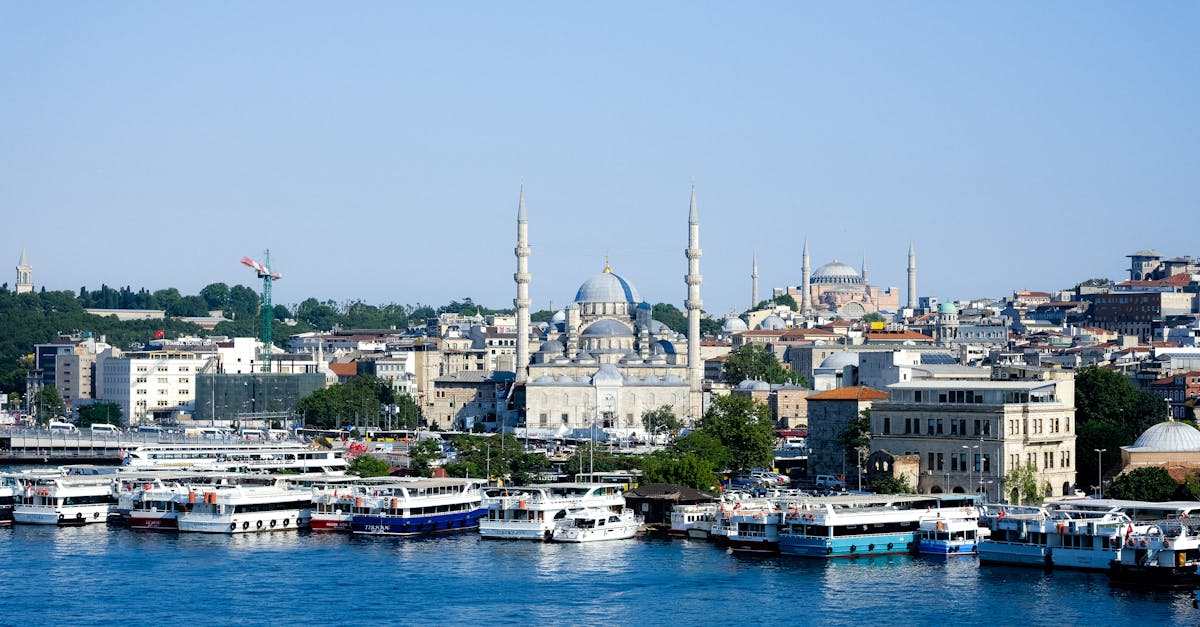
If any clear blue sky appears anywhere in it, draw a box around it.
[3,3,1196,317]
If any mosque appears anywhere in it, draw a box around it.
[773,243,915,319]
[513,187,705,440]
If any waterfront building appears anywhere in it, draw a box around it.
[806,386,889,480]
[870,364,1077,499]
[429,370,515,431]
[96,348,211,425]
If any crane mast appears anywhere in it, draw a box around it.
[240,250,281,372]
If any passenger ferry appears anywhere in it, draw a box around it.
[725,499,784,554]
[479,483,626,541]
[778,494,978,558]
[350,478,486,536]
[13,473,118,526]
[1111,518,1200,588]
[176,483,313,533]
[917,515,985,556]
[0,474,22,525]
[122,442,348,474]
[978,502,1135,570]
[668,503,717,540]
[551,507,641,542]
[309,478,401,532]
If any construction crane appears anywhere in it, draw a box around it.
[240,250,282,372]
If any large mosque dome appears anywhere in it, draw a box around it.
[811,259,864,286]
[1129,420,1200,452]
[575,269,642,304]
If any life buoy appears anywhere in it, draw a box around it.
[826,547,833,555]
[850,545,857,553]
[270,520,277,528]
[283,518,290,527]
[243,521,249,530]
[887,542,894,551]
[1128,538,1135,547]
[230,523,237,531]
[58,513,64,522]
[93,512,99,519]
[1141,539,1148,547]
[868,544,875,552]
[256,520,263,529]
[76,512,83,520]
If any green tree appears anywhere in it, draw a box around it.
[699,317,721,337]
[408,439,443,477]
[567,442,628,475]
[1107,466,1178,502]
[839,409,872,473]
[641,405,682,437]
[699,394,775,471]
[1004,462,1047,505]
[34,385,65,423]
[773,294,797,311]
[348,454,392,477]
[637,451,720,490]
[722,343,806,386]
[672,430,732,473]
[861,312,886,324]
[391,393,422,429]
[78,402,123,428]
[870,474,913,494]
[651,303,688,334]
[199,282,230,310]
[1074,366,1168,489]
[442,434,548,485]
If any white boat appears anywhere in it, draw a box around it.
[0,473,21,526]
[1111,518,1200,588]
[13,473,117,526]
[669,502,717,540]
[176,483,312,533]
[725,500,784,554]
[350,478,486,536]
[122,442,348,474]
[551,507,641,542]
[778,494,979,558]
[479,483,626,541]
[309,478,398,532]
[977,505,1055,566]
[917,514,985,556]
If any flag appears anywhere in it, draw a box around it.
[154,330,165,339]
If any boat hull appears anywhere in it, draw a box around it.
[13,505,110,526]
[178,510,304,534]
[479,523,555,541]
[1109,561,1200,589]
[352,508,486,536]
[309,514,353,532]
[128,513,179,530]
[780,533,915,558]
[918,540,977,556]
[978,543,1050,566]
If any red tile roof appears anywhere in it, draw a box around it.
[806,386,889,401]
[329,362,358,376]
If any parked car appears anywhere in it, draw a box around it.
[815,474,845,491]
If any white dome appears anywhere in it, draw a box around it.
[819,351,860,370]
[575,270,641,304]
[592,364,624,385]
[757,315,786,330]
[1130,421,1200,452]
[722,317,749,332]
[811,259,864,285]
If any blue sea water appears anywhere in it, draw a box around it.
[2,524,1194,627]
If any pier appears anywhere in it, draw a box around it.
[0,430,142,465]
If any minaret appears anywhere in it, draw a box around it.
[861,257,869,284]
[800,240,812,314]
[907,243,917,310]
[15,248,32,294]
[685,185,703,419]
[751,254,759,309]
[513,185,532,382]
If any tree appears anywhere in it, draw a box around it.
[348,454,392,478]
[773,294,797,311]
[637,452,720,490]
[567,442,628,475]
[839,409,872,474]
[870,474,913,494]
[1107,467,1178,502]
[34,385,65,423]
[1074,366,1168,489]
[651,303,688,334]
[1004,462,1047,505]
[699,394,775,471]
[391,394,422,429]
[199,282,230,311]
[442,434,548,485]
[672,430,732,473]
[641,405,682,437]
[79,402,123,428]
[227,284,261,320]
[861,312,886,324]
[722,343,806,387]
[407,439,443,477]
[699,317,721,337]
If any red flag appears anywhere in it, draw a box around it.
[154,330,165,339]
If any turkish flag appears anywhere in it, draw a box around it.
[154,330,165,339]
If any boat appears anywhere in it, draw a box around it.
[309,478,397,532]
[122,442,349,474]
[724,499,784,554]
[1109,519,1200,588]
[668,502,717,540]
[350,478,486,536]
[778,494,976,558]
[917,513,986,556]
[479,483,627,541]
[977,505,1055,566]
[176,482,313,533]
[13,473,117,526]
[551,507,641,542]
[0,474,22,526]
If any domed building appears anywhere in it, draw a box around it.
[1118,420,1200,482]
[778,248,902,318]
[516,189,705,440]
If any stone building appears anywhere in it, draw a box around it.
[805,386,888,480]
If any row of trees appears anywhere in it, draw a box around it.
[295,375,422,430]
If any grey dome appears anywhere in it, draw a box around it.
[645,319,669,334]
[575,270,641,304]
[812,259,864,285]
[592,364,624,385]
[819,351,860,370]
[722,317,748,332]
[551,310,567,324]
[581,319,633,338]
[1130,421,1200,452]
[539,339,564,353]
[619,351,642,364]
[738,379,771,392]
[757,315,787,330]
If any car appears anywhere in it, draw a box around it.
[815,474,845,491]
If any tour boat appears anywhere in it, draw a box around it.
[1110,519,1200,588]
[978,502,1143,571]
[977,505,1055,566]
[128,483,189,530]
[350,478,486,536]
[0,474,22,526]
[551,507,641,543]
[309,478,398,532]
[479,483,626,541]
[668,502,717,540]
[917,515,985,556]
[778,494,976,558]
[176,483,312,534]
[13,473,117,526]
[725,501,784,554]
[122,442,348,474]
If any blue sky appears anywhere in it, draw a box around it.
[3,3,1196,317]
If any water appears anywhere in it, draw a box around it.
[2,525,1193,626]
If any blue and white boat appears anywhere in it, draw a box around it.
[917,514,985,556]
[351,478,486,536]
[778,494,978,558]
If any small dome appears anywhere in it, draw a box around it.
[532,375,555,384]
[619,351,642,364]
[551,310,567,324]
[592,364,624,385]
[939,303,958,315]
[539,339,564,354]
[737,379,771,392]
[575,270,641,304]
[662,374,684,384]
[722,317,748,332]
[819,351,860,370]
[757,315,786,330]
[575,351,596,363]
[1130,421,1200,452]
[645,319,669,334]
[581,319,633,338]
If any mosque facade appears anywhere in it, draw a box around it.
[514,187,705,440]
[774,246,904,318]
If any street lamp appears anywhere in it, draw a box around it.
[1094,448,1107,498]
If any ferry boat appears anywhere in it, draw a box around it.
[0,474,22,526]
[309,478,406,532]
[917,514,985,556]
[122,442,348,474]
[479,483,626,541]
[977,505,1055,566]
[668,503,717,540]
[350,478,486,536]
[176,483,313,533]
[725,500,784,554]
[1111,518,1200,589]
[551,507,641,542]
[13,473,117,526]
[778,494,977,558]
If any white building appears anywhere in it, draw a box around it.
[96,348,212,426]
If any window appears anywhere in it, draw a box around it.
[927,419,935,435]
[974,453,981,472]
[982,454,991,473]
[1062,450,1070,468]
[936,419,944,435]
[936,453,944,471]
[882,417,890,435]
[136,377,147,383]
[928,452,935,469]
[951,421,959,436]
[951,455,959,471]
